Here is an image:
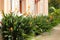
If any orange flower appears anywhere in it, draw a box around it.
[10,27,13,31]
[50,16,53,19]
[28,5,30,11]
[28,5,30,9]
[14,8,19,13]
[23,12,29,17]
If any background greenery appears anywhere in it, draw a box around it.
[49,0,60,9]
[48,0,60,13]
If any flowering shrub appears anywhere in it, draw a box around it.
[1,11,59,40]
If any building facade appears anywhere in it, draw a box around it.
[0,0,48,16]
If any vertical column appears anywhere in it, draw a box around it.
[43,0,48,16]
[4,0,8,13]
[12,0,20,12]
[34,0,48,16]
[35,3,38,15]
[28,0,35,13]
[0,0,4,11]
[26,0,28,12]
[4,0,11,13]
[25,0,35,14]
[22,0,26,13]
[38,0,44,15]
[35,0,40,15]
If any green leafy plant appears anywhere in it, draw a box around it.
[1,11,59,40]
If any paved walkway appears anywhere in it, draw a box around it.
[35,24,60,40]
[0,24,60,40]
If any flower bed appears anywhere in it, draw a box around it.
[1,9,60,40]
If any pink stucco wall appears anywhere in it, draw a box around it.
[0,0,4,11]
[0,0,48,16]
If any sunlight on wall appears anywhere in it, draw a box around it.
[3,0,48,16]
[12,0,20,12]
[4,0,11,14]
[0,0,4,11]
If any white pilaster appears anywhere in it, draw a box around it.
[12,0,20,12]
[22,0,26,13]
[26,0,28,12]
[38,0,48,16]
[4,0,11,14]
[38,0,44,15]
[43,0,48,16]
[28,0,35,13]
[26,0,35,16]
